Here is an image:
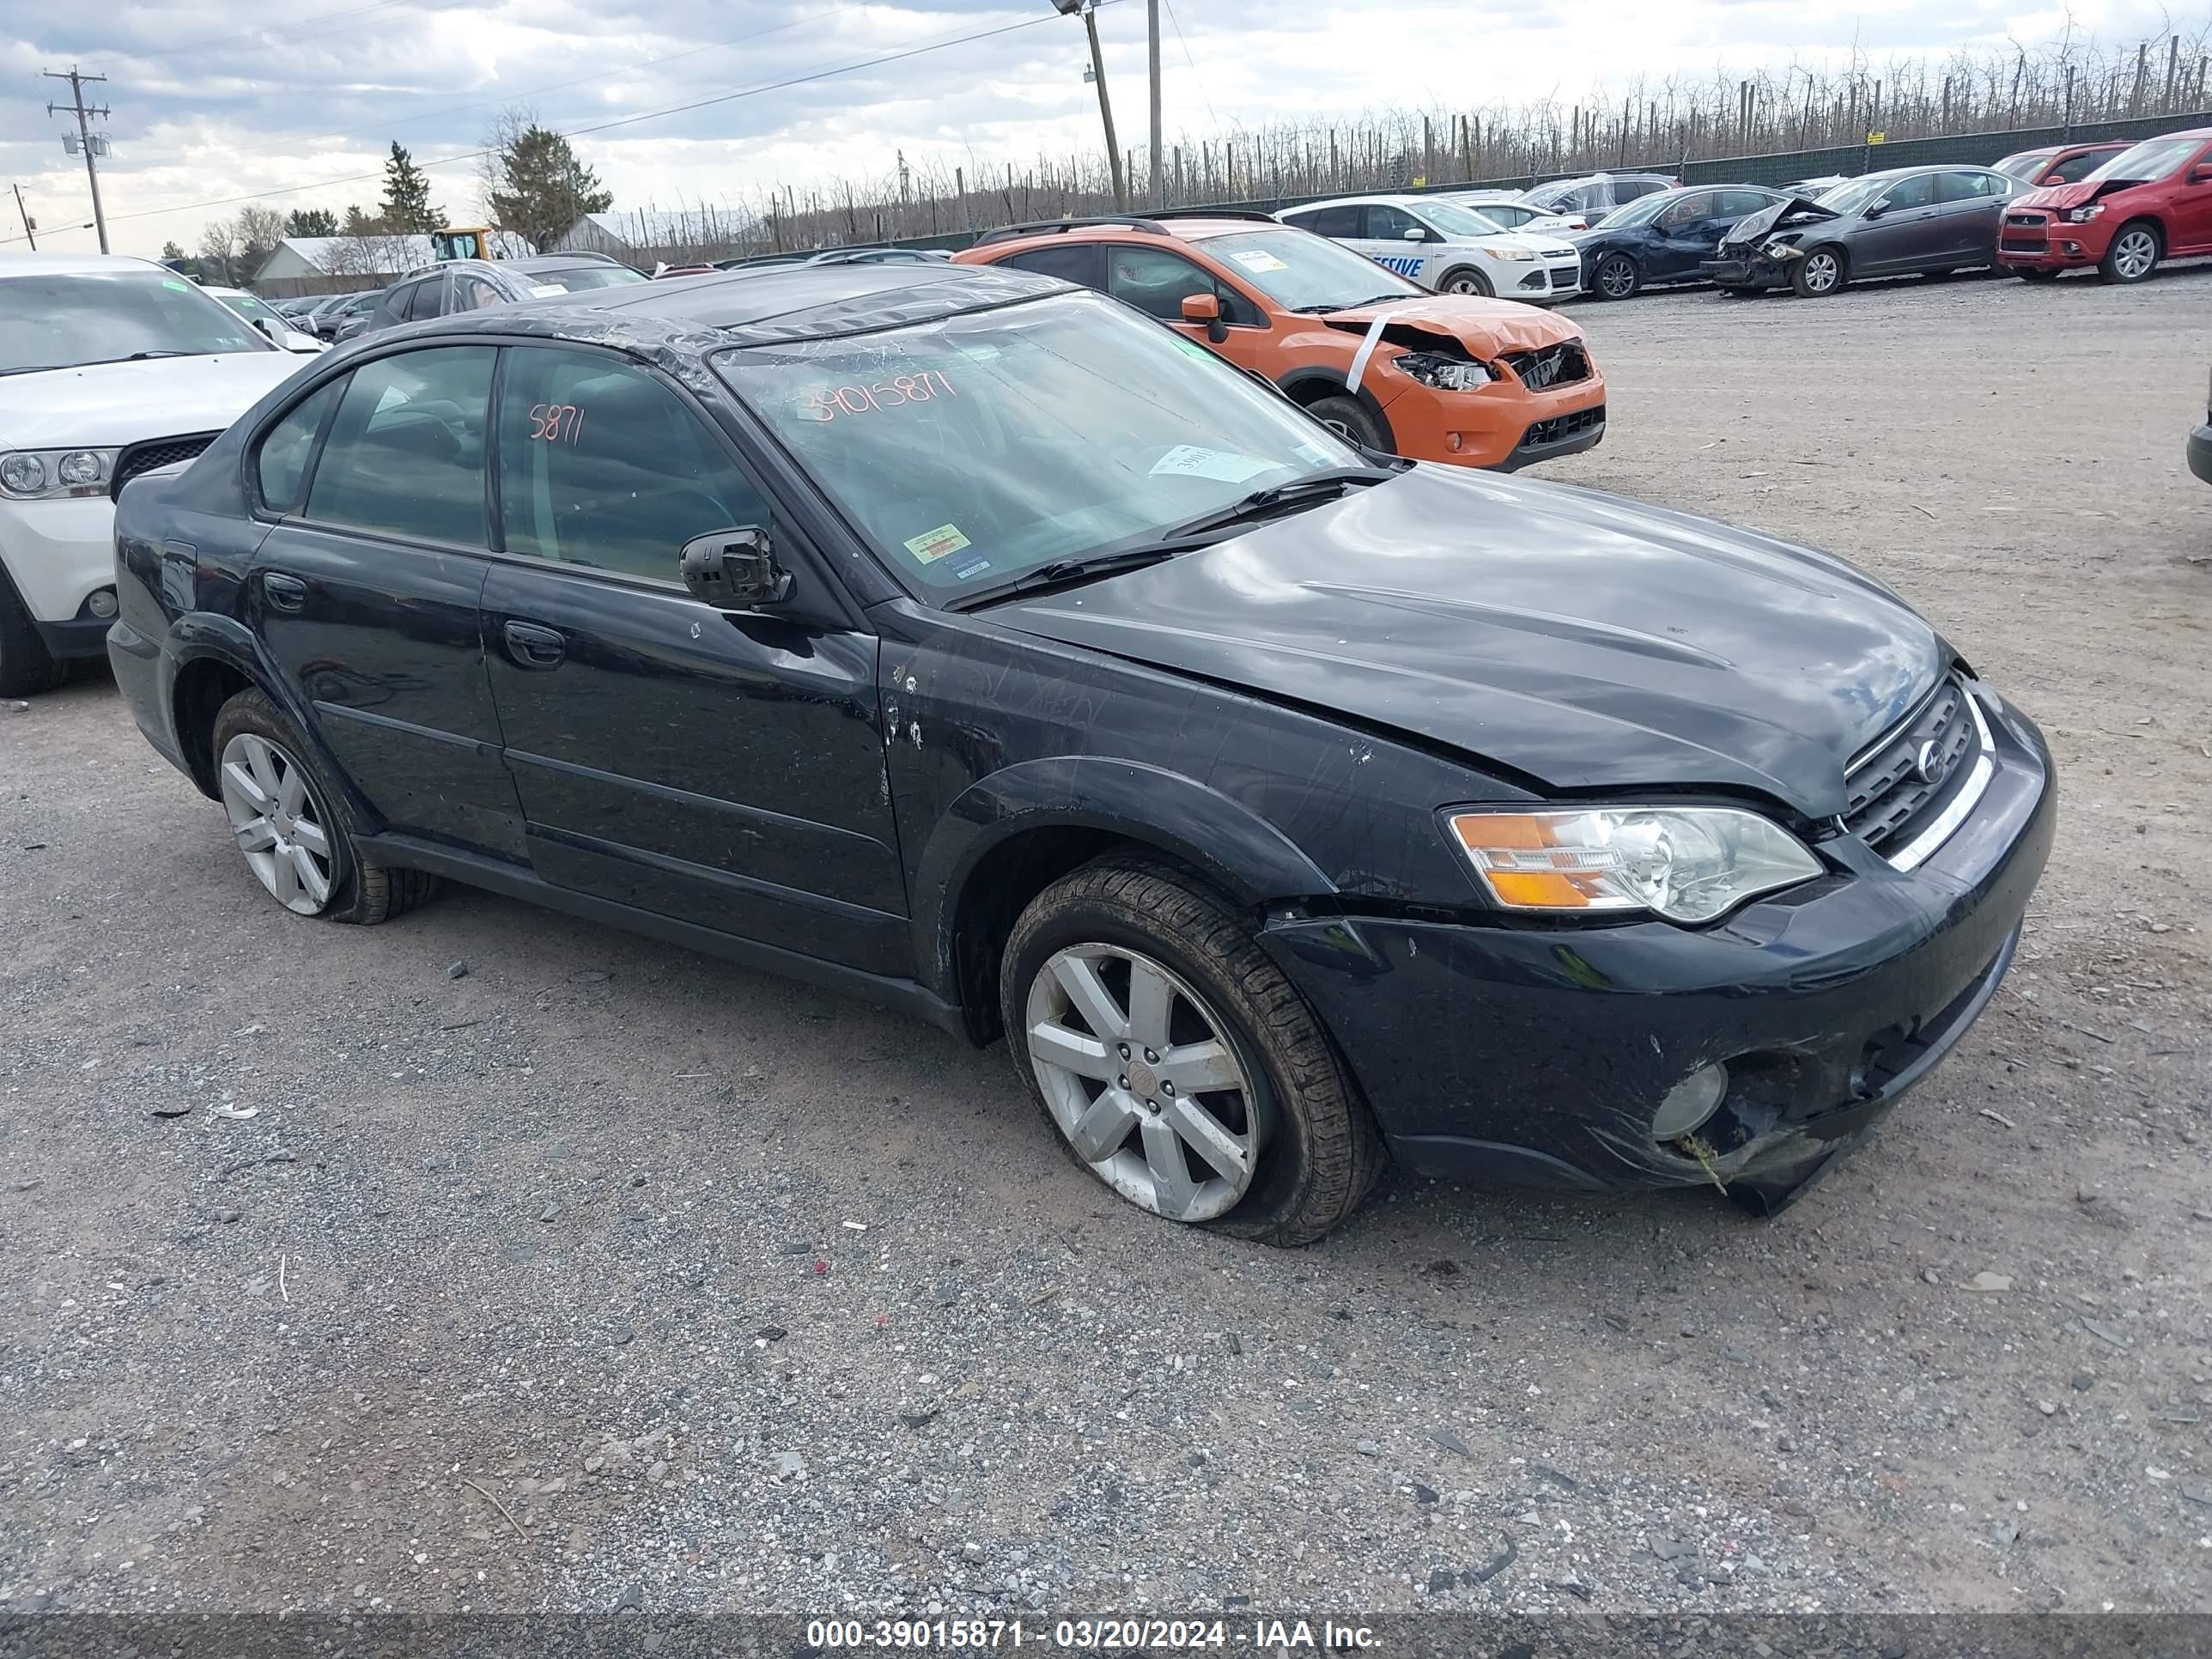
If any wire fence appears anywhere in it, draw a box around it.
[551,26,2212,264]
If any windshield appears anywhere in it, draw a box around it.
[1417,201,1507,238]
[526,264,647,293]
[1200,228,1423,310]
[1590,191,1674,229]
[0,269,272,374]
[1817,175,1893,215]
[2083,136,2202,183]
[718,290,1363,601]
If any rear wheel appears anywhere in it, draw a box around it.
[2099,220,2160,283]
[1304,394,1387,452]
[1593,252,1640,300]
[1001,857,1384,1245]
[0,568,65,698]
[1437,266,1492,297]
[1790,246,1846,297]
[210,688,437,924]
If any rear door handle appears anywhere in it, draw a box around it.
[502,619,566,669]
[263,572,307,612]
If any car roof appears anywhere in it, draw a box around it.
[378,261,1068,352]
[969,213,1285,251]
[0,252,169,278]
[1285,193,1435,212]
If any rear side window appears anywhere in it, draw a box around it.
[1617,178,1669,201]
[1002,243,1108,289]
[404,278,447,321]
[1717,190,1776,217]
[255,377,346,514]
[1291,205,1360,237]
[1936,170,2004,203]
[306,346,495,546]
[1480,203,1534,228]
[496,345,767,584]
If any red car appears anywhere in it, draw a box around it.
[1998,125,2212,283]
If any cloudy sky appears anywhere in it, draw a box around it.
[1,0,2193,258]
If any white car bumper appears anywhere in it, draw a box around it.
[0,495,120,653]
[1492,257,1583,302]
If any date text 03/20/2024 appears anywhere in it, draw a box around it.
[805,1618,1383,1650]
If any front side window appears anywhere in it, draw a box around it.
[0,269,272,375]
[717,291,1361,600]
[1106,246,1253,325]
[455,273,506,312]
[1364,204,1426,242]
[1876,173,1938,212]
[496,345,764,583]
[2046,149,2115,183]
[1656,191,1716,227]
[306,346,495,546]
[255,377,347,514]
[1414,201,1505,239]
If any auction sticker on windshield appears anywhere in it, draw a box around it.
[1228,249,1289,273]
[905,524,972,563]
[1150,445,1279,483]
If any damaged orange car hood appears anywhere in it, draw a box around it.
[1316,295,1582,359]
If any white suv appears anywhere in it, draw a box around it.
[1274,195,1583,302]
[0,255,308,695]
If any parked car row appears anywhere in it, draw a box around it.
[96,254,2054,1242]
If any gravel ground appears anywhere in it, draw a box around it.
[3,264,2209,1620]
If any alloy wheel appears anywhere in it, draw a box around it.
[1024,944,1262,1223]
[1597,255,1636,298]
[219,732,337,915]
[2112,228,2157,280]
[1443,273,1486,295]
[1802,251,1840,293]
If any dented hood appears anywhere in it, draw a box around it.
[2010,179,2107,212]
[1719,194,1835,249]
[1315,295,1582,359]
[989,465,1942,817]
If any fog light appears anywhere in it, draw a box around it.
[1652,1062,1728,1140]
[1446,433,1462,452]
[86,587,118,618]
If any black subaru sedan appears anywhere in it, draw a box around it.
[108,262,2054,1243]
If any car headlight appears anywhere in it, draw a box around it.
[1395,351,1493,392]
[2063,204,2105,223]
[0,447,118,499]
[1447,806,1822,924]
[1485,247,1538,262]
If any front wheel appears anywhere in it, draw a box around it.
[1303,394,1388,453]
[2099,221,2160,284]
[1437,266,1492,297]
[1001,857,1384,1245]
[1790,246,1846,297]
[1592,252,1640,300]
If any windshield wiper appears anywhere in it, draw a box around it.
[1161,465,1399,539]
[1291,294,1416,314]
[945,546,1192,612]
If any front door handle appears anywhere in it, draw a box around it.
[502,619,566,669]
[263,572,307,612]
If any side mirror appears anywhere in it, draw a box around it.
[1401,226,1426,242]
[1862,202,1886,219]
[681,527,793,611]
[1180,292,1229,343]
[252,317,278,339]
[2191,164,2212,184]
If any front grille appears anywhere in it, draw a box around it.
[1516,403,1605,451]
[1548,264,1581,290]
[1500,341,1592,391]
[111,432,221,501]
[1843,678,1978,854]
[2001,234,2049,252]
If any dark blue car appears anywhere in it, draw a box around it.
[1567,185,1792,299]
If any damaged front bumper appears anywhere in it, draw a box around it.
[1257,685,2055,1200]
[1700,250,1790,289]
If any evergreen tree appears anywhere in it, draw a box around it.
[285,208,339,237]
[378,143,444,232]
[486,119,612,251]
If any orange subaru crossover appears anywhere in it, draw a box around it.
[953,212,1605,471]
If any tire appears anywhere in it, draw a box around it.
[1790,245,1847,297]
[2098,220,2160,284]
[1304,394,1388,452]
[1437,266,1492,297]
[2014,267,2060,283]
[0,566,65,698]
[210,687,437,925]
[1592,252,1640,300]
[1000,855,1385,1246]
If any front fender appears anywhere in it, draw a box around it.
[910,756,1340,993]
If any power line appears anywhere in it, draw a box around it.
[216,1,857,163]
[1159,0,1218,127]
[88,10,1080,228]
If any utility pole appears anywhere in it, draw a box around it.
[1054,0,1126,211]
[11,184,35,250]
[1146,0,1164,207]
[43,66,110,254]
